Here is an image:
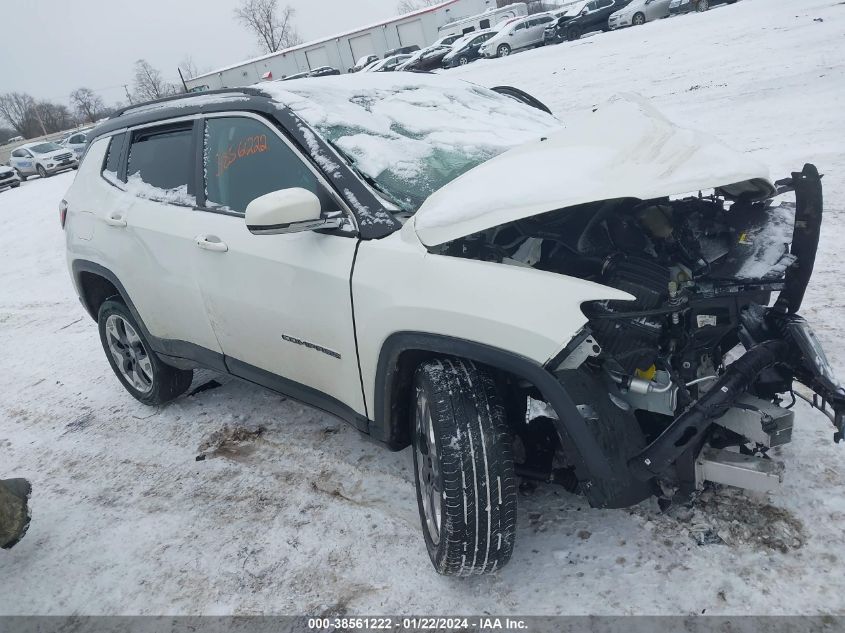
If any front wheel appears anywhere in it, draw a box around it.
[458,56,469,66]
[412,358,517,576]
[633,12,646,25]
[497,44,511,58]
[36,165,47,179]
[696,0,709,10]
[567,26,582,41]
[98,298,193,406]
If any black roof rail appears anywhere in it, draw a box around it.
[110,87,267,119]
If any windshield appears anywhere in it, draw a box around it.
[30,142,63,154]
[263,74,562,212]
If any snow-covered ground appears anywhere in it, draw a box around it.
[2,0,845,616]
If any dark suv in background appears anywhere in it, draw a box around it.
[562,0,632,40]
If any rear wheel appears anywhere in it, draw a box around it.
[15,170,26,182]
[497,44,511,58]
[36,165,47,179]
[98,298,193,406]
[412,358,517,576]
[696,0,709,10]
[633,12,646,25]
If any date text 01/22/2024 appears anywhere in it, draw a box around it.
[307,617,530,630]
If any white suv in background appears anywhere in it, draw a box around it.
[10,141,78,180]
[480,13,555,57]
[62,74,844,576]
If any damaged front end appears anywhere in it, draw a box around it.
[432,163,844,508]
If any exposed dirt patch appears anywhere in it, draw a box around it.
[197,424,265,461]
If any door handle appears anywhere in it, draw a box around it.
[195,235,228,252]
[104,211,127,227]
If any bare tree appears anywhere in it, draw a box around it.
[397,0,440,14]
[35,102,73,133]
[180,56,200,80]
[70,87,105,124]
[133,59,178,102]
[0,93,42,138]
[234,0,302,54]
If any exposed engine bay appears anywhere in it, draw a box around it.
[434,165,845,507]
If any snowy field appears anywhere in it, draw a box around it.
[2,0,845,616]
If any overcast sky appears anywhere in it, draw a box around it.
[0,0,400,104]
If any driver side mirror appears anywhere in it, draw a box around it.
[245,188,341,235]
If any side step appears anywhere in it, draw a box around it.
[695,448,784,493]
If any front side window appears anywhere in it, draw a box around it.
[203,116,337,215]
[126,125,194,205]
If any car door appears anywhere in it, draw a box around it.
[94,123,224,362]
[191,113,365,417]
[646,0,671,18]
[509,21,529,48]
[529,15,554,44]
[10,149,35,176]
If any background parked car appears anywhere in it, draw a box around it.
[669,0,737,14]
[365,54,413,72]
[563,0,632,40]
[309,66,341,77]
[609,0,670,27]
[0,165,21,191]
[544,2,587,44]
[398,46,453,71]
[383,45,420,58]
[63,129,93,159]
[352,55,378,72]
[480,13,555,58]
[442,30,497,67]
[9,142,78,180]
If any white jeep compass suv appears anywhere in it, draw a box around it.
[63,74,844,576]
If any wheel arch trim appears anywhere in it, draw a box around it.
[371,331,617,485]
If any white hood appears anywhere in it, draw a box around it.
[412,95,776,247]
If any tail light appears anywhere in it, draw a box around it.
[59,199,68,229]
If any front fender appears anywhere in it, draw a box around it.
[353,228,633,432]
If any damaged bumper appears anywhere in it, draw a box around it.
[536,165,844,506]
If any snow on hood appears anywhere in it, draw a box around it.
[413,95,776,247]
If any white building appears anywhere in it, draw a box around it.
[185,0,494,91]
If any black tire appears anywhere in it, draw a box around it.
[411,358,517,576]
[567,26,581,41]
[696,0,709,10]
[458,56,470,66]
[497,44,511,58]
[16,170,27,182]
[633,12,646,25]
[36,164,47,179]
[97,298,193,406]
[11,182,20,188]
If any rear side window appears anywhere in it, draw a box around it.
[126,125,194,204]
[102,133,126,178]
[203,116,337,215]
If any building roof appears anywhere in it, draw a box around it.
[189,0,464,83]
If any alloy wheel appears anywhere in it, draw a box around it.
[414,388,442,545]
[633,13,645,25]
[105,314,154,393]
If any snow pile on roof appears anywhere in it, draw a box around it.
[259,74,562,210]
